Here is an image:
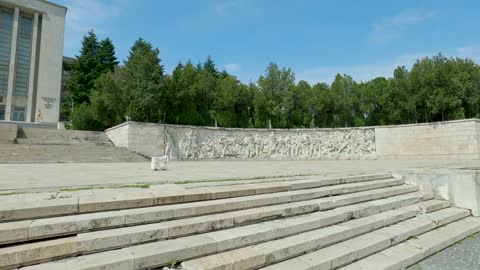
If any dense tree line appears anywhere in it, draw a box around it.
[64,31,480,130]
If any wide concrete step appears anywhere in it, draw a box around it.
[0,174,394,222]
[0,186,422,269]
[0,144,148,164]
[338,216,480,270]
[0,184,419,245]
[256,207,469,270]
[16,128,113,146]
[10,195,430,270]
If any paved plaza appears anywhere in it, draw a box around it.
[408,232,480,270]
[1,159,479,192]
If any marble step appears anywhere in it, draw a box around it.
[257,207,469,270]
[0,184,419,245]
[338,216,480,270]
[0,174,394,222]
[13,195,429,270]
[0,186,422,269]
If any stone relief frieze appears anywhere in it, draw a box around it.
[165,127,376,160]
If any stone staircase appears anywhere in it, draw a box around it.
[0,173,478,270]
[0,125,147,163]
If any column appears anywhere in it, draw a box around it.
[5,7,19,121]
[26,12,39,122]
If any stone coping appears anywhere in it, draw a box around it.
[104,118,480,133]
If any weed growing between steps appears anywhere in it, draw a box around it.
[0,192,23,196]
[60,183,151,191]
[174,173,318,184]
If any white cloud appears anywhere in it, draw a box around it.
[224,63,241,72]
[57,0,130,56]
[371,10,437,44]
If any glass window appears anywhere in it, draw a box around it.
[14,15,33,97]
[12,106,25,122]
[0,105,5,120]
[10,15,33,122]
[0,10,13,114]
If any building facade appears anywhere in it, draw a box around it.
[0,0,66,123]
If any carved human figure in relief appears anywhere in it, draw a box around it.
[180,130,198,158]
[164,129,174,158]
[356,129,375,154]
[243,136,255,158]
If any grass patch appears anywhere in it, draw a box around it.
[175,173,317,185]
[60,183,151,192]
[457,231,480,245]
[0,192,23,196]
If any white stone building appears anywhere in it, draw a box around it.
[0,0,66,124]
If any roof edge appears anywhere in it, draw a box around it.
[37,0,67,12]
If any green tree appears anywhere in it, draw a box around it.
[193,58,219,125]
[171,62,203,125]
[302,83,333,127]
[90,70,126,127]
[71,103,104,131]
[98,37,119,72]
[330,74,358,127]
[122,38,165,122]
[213,75,254,127]
[360,77,389,126]
[254,63,295,128]
[67,30,101,105]
[286,80,309,127]
[410,54,465,122]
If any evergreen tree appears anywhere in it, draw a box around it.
[98,38,119,72]
[203,56,219,77]
[67,30,101,105]
[123,38,165,122]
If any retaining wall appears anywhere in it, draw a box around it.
[394,168,480,216]
[106,119,480,160]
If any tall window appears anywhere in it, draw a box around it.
[14,15,33,97]
[0,10,13,120]
[12,14,33,122]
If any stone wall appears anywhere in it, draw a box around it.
[105,122,129,148]
[107,122,376,160]
[375,119,480,159]
[106,119,480,160]
[164,126,375,160]
[394,168,480,216]
[106,122,165,157]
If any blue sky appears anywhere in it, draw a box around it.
[55,0,480,84]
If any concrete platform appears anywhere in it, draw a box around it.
[1,159,479,192]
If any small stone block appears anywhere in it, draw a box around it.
[151,156,168,171]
